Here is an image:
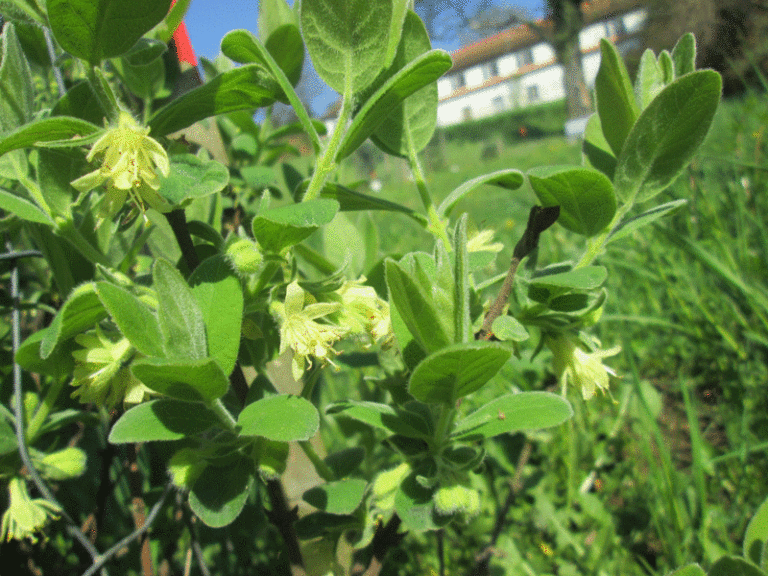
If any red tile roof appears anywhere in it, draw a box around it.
[449,0,645,71]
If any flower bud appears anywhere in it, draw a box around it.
[37,447,87,480]
[433,483,481,516]
[225,237,264,275]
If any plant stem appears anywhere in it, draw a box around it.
[165,208,200,272]
[210,399,237,431]
[406,132,450,250]
[302,95,354,202]
[575,203,632,268]
[265,479,307,576]
[478,256,520,339]
[86,66,119,124]
[25,377,66,443]
[5,239,102,566]
[299,440,335,482]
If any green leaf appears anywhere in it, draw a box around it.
[251,198,338,253]
[108,399,219,443]
[51,81,106,125]
[672,33,696,77]
[408,342,512,405]
[437,169,524,218]
[112,39,166,100]
[658,50,674,84]
[452,392,573,441]
[189,456,251,527]
[220,29,320,154]
[528,166,616,237]
[158,155,229,205]
[300,0,392,94]
[594,38,637,156]
[324,447,365,479]
[47,0,172,64]
[153,259,207,359]
[530,266,607,291]
[148,65,283,137]
[0,23,33,131]
[16,328,76,379]
[315,181,425,223]
[238,395,319,441]
[395,472,445,532]
[131,357,229,402]
[385,257,452,355]
[745,496,768,567]
[258,0,298,44]
[709,556,767,576]
[189,255,243,375]
[264,24,305,86]
[453,215,471,344]
[607,199,687,245]
[41,282,106,359]
[0,117,101,157]
[491,316,529,342]
[614,70,721,204]
[582,114,617,180]
[337,49,452,160]
[634,49,664,111]
[303,478,367,515]
[0,188,51,223]
[370,10,439,157]
[326,400,431,438]
[0,416,16,456]
[95,282,164,357]
[665,565,706,576]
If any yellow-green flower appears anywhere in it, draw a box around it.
[1,477,61,543]
[71,329,150,408]
[271,281,347,380]
[467,229,503,253]
[546,333,620,400]
[71,111,171,223]
[335,277,392,346]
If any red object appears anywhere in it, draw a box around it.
[170,0,198,66]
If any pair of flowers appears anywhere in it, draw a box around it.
[272,279,392,381]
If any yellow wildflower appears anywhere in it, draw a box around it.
[71,111,170,223]
[71,329,150,408]
[271,281,347,380]
[546,333,620,400]
[1,477,61,543]
[335,277,392,346]
[467,229,504,253]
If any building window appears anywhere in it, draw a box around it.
[526,84,539,103]
[492,96,505,112]
[461,106,472,121]
[605,18,626,38]
[481,61,499,81]
[517,48,533,68]
[451,73,465,91]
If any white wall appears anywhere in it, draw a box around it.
[436,8,647,127]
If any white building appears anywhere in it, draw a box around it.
[437,0,647,127]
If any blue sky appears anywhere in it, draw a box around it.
[183,0,544,116]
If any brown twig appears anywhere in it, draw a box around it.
[126,444,153,576]
[265,479,307,576]
[351,514,404,576]
[477,206,560,340]
[164,208,250,405]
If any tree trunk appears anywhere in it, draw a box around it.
[549,0,592,119]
